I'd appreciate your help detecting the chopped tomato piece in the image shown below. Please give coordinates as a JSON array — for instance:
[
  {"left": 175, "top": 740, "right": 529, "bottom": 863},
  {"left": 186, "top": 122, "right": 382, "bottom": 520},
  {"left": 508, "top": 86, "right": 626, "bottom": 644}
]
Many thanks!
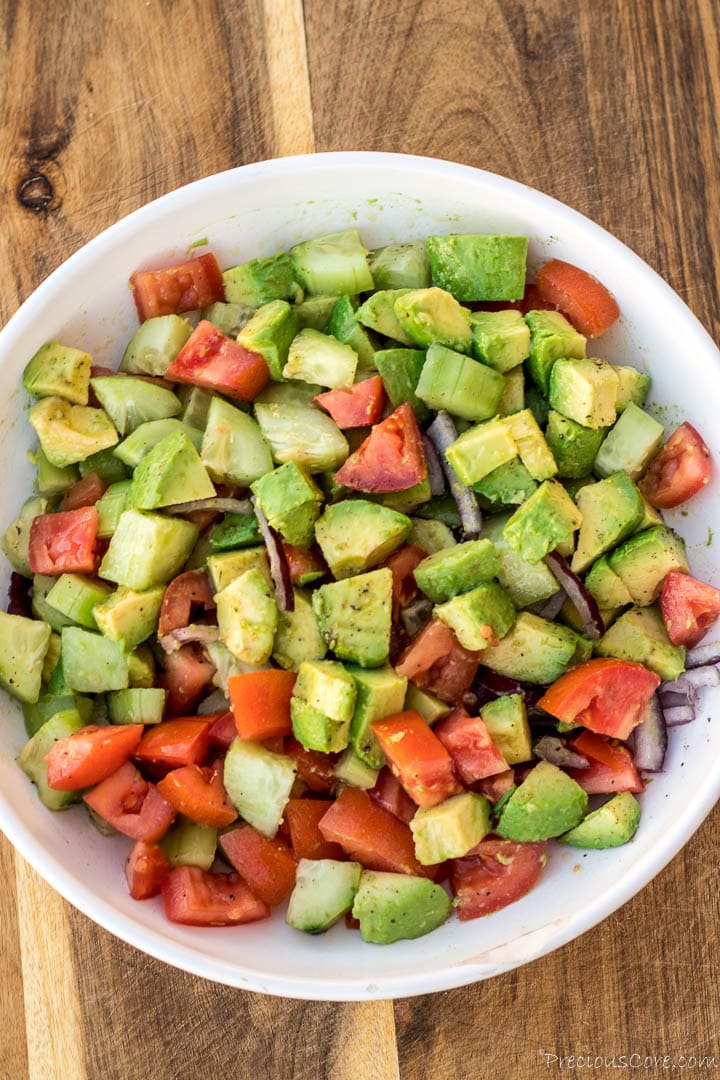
[
  {"left": 28, "top": 506, "right": 99, "bottom": 576},
  {"left": 285, "top": 737, "right": 337, "bottom": 792},
  {"left": 159, "top": 644, "right": 215, "bottom": 716},
  {"left": 450, "top": 838, "right": 547, "bottom": 919},
  {"left": 125, "top": 840, "right": 170, "bottom": 900},
  {"left": 134, "top": 718, "right": 212, "bottom": 774},
  {"left": 166, "top": 320, "right": 269, "bottom": 402},
  {"left": 284, "top": 798, "right": 344, "bottom": 860},
  {"left": 568, "top": 748, "right": 643, "bottom": 795},
  {"left": 61, "top": 473, "right": 107, "bottom": 511},
  {"left": 157, "top": 570, "right": 215, "bottom": 637},
  {"left": 572, "top": 730, "right": 631, "bottom": 771},
  {"left": 471, "top": 283, "right": 557, "bottom": 316},
  {"left": 475, "top": 768, "right": 515, "bottom": 803},
  {"left": 46, "top": 724, "right": 144, "bottom": 791},
  {"left": 371, "top": 710, "right": 462, "bottom": 808},
  {"left": 228, "top": 669, "right": 296, "bottom": 741},
  {"left": 220, "top": 825, "right": 297, "bottom": 907},
  {"left": 156, "top": 762, "right": 237, "bottom": 827},
  {"left": 384, "top": 543, "right": 426, "bottom": 618},
  {"left": 130, "top": 252, "right": 224, "bottom": 321},
  {"left": 283, "top": 543, "right": 328, "bottom": 585},
  {"left": 537, "top": 658, "right": 660, "bottom": 741},
  {"left": 368, "top": 767, "right": 417, "bottom": 824},
  {"left": 535, "top": 258, "right": 620, "bottom": 337},
  {"left": 660, "top": 570, "right": 720, "bottom": 647},
  {"left": 435, "top": 707, "right": 509, "bottom": 784},
  {"left": 318, "top": 787, "right": 428, "bottom": 875},
  {"left": 207, "top": 710, "right": 237, "bottom": 750},
  {"left": 161, "top": 865, "right": 270, "bottom": 926},
  {"left": 333, "top": 402, "right": 427, "bottom": 493},
  {"left": 639, "top": 423, "right": 712, "bottom": 509},
  {"left": 83, "top": 761, "right": 176, "bottom": 841},
  {"left": 314, "top": 375, "right": 387, "bottom": 429},
  {"left": 395, "top": 619, "right": 481, "bottom": 704}
]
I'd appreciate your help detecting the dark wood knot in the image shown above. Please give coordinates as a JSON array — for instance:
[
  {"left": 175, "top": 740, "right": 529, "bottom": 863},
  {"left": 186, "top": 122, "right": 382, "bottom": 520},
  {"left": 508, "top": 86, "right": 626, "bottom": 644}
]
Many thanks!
[{"left": 16, "top": 171, "right": 56, "bottom": 212}]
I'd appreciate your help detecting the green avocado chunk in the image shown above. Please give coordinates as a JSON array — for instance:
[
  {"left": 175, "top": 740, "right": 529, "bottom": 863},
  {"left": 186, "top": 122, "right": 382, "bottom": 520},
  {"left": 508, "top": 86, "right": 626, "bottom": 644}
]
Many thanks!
[
  {"left": 374, "top": 348, "right": 430, "bottom": 422},
  {"left": 558, "top": 792, "right": 641, "bottom": 848},
  {"left": 411, "top": 792, "right": 491, "bottom": 865},
  {"left": 608, "top": 525, "right": 689, "bottom": 605},
  {"left": 545, "top": 410, "right": 607, "bottom": 479},
  {"left": 480, "top": 694, "right": 532, "bottom": 765},
  {"left": 496, "top": 760, "right": 588, "bottom": 841},
  {"left": 481, "top": 612, "right": 591, "bottom": 684},
  {"left": 394, "top": 288, "right": 472, "bottom": 353},
  {"left": 426, "top": 234, "right": 528, "bottom": 301},
  {"left": 473, "top": 458, "right": 537, "bottom": 507},
  {"left": 29, "top": 397, "right": 119, "bottom": 467},
  {"left": 273, "top": 589, "right": 327, "bottom": 671},
  {"left": 525, "top": 309, "right": 587, "bottom": 395},
  {"left": 584, "top": 556, "right": 634, "bottom": 609},
  {"left": 312, "top": 568, "right": 393, "bottom": 668},
  {"left": 222, "top": 251, "right": 301, "bottom": 308},
  {"left": 480, "top": 512, "right": 560, "bottom": 608},
  {"left": 356, "top": 289, "right": 413, "bottom": 345},
  {"left": 113, "top": 418, "right": 201, "bottom": 469},
  {"left": 215, "top": 568, "right": 277, "bottom": 665},
  {"left": 325, "top": 296, "right": 377, "bottom": 369},
  {"left": 352, "top": 871, "right": 452, "bottom": 944},
  {"left": 596, "top": 605, "right": 686, "bottom": 681},
  {"left": 445, "top": 418, "right": 518, "bottom": 486},
  {"left": 291, "top": 660, "right": 357, "bottom": 752},
  {"left": 471, "top": 309, "right": 531, "bottom": 372},
  {"left": 416, "top": 343, "right": 506, "bottom": 422},
  {"left": 571, "top": 471, "right": 645, "bottom": 575},
  {"left": 548, "top": 358, "right": 619, "bottom": 431},
  {"left": 23, "top": 342, "right": 92, "bottom": 404},
  {"left": 314, "top": 499, "right": 411, "bottom": 579},
  {"left": 0, "top": 612, "right": 51, "bottom": 703},
  {"left": 348, "top": 665, "right": 407, "bottom": 768},
  {"left": 368, "top": 242, "right": 431, "bottom": 290},
  {"left": 236, "top": 299, "right": 299, "bottom": 382},
  {"left": 294, "top": 295, "right": 339, "bottom": 331},
  {"left": 435, "top": 581, "right": 516, "bottom": 651},
  {"left": 613, "top": 366, "right": 651, "bottom": 413},
  {"left": 414, "top": 539, "right": 500, "bottom": 603},
  {"left": 93, "top": 585, "right": 165, "bottom": 651},
  {"left": 503, "top": 480, "right": 583, "bottom": 563},
  {"left": 126, "top": 430, "right": 215, "bottom": 511},
  {"left": 251, "top": 462, "right": 323, "bottom": 547},
  {"left": 99, "top": 510, "right": 199, "bottom": 590}
]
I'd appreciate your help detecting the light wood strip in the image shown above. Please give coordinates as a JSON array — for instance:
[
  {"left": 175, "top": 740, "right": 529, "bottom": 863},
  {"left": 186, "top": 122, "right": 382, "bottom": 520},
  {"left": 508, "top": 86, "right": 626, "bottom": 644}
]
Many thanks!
[
  {"left": 0, "top": 835, "right": 30, "bottom": 1080},
  {"left": 262, "top": 0, "right": 316, "bottom": 156}
]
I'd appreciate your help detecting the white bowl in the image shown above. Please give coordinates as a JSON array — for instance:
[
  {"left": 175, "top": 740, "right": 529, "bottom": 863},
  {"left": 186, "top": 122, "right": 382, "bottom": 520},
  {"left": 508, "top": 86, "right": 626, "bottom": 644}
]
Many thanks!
[{"left": 1, "top": 152, "right": 719, "bottom": 1000}]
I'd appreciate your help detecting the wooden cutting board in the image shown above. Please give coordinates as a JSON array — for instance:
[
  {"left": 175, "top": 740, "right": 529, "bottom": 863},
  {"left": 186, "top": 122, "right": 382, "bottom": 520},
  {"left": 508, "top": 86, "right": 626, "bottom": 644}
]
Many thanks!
[{"left": 1, "top": 2, "right": 719, "bottom": 1077}]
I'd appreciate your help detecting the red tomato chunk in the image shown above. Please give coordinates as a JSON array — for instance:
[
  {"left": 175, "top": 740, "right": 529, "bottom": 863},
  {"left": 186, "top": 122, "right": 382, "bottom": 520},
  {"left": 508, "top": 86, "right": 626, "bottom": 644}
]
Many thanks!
[
  {"left": 435, "top": 708, "right": 509, "bottom": 785},
  {"left": 84, "top": 762, "right": 176, "bottom": 842},
  {"left": 157, "top": 570, "right": 215, "bottom": 637},
  {"left": 284, "top": 798, "right": 344, "bottom": 861},
  {"left": 134, "top": 718, "right": 212, "bottom": 774},
  {"left": 371, "top": 710, "right": 461, "bottom": 809},
  {"left": 537, "top": 658, "right": 659, "bottom": 742},
  {"left": 46, "top": 724, "right": 144, "bottom": 791},
  {"left": 130, "top": 252, "right": 225, "bottom": 321},
  {"left": 28, "top": 506, "right": 99, "bottom": 576},
  {"left": 318, "top": 787, "right": 428, "bottom": 876},
  {"left": 161, "top": 866, "right": 270, "bottom": 927},
  {"left": 640, "top": 423, "right": 711, "bottom": 510},
  {"left": 334, "top": 403, "right": 427, "bottom": 493},
  {"left": 395, "top": 619, "right": 480, "bottom": 705},
  {"left": 451, "top": 839, "right": 547, "bottom": 920},
  {"left": 314, "top": 375, "right": 386, "bottom": 428},
  {"left": 166, "top": 320, "right": 269, "bottom": 402},
  {"left": 157, "top": 762, "right": 237, "bottom": 828},
  {"left": 220, "top": 825, "right": 297, "bottom": 907},
  {"left": 661, "top": 570, "right": 720, "bottom": 647},
  {"left": 535, "top": 258, "right": 620, "bottom": 338},
  {"left": 125, "top": 840, "right": 170, "bottom": 900}
]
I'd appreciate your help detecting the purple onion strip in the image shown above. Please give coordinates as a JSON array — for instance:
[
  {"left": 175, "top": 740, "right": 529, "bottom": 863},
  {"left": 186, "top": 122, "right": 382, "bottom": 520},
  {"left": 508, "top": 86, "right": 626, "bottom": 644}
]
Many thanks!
[
  {"left": 251, "top": 497, "right": 294, "bottom": 613},
  {"left": 631, "top": 694, "right": 668, "bottom": 772},
  {"left": 528, "top": 589, "right": 566, "bottom": 621},
  {"left": 400, "top": 595, "right": 433, "bottom": 638},
  {"left": 166, "top": 497, "right": 253, "bottom": 515},
  {"left": 533, "top": 735, "right": 590, "bottom": 769},
  {"left": 661, "top": 665, "right": 720, "bottom": 695},
  {"left": 159, "top": 625, "right": 220, "bottom": 654},
  {"left": 426, "top": 411, "right": 482, "bottom": 539},
  {"left": 544, "top": 551, "right": 604, "bottom": 640},
  {"left": 663, "top": 705, "right": 696, "bottom": 726},
  {"left": 420, "top": 433, "right": 446, "bottom": 497},
  {"left": 685, "top": 642, "right": 720, "bottom": 669},
  {"left": 659, "top": 690, "right": 692, "bottom": 708}
]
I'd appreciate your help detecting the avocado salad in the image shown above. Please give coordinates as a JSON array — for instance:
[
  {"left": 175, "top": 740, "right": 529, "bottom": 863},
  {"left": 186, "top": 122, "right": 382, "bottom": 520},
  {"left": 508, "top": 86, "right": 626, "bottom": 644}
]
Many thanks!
[{"left": 2, "top": 226, "right": 718, "bottom": 943}]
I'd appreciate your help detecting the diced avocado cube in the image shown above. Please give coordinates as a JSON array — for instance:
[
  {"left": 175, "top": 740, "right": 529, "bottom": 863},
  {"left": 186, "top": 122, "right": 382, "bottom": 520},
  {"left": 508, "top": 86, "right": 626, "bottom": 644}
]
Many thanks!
[
  {"left": 571, "top": 472, "right": 645, "bottom": 574},
  {"left": 126, "top": 430, "right": 215, "bottom": 510},
  {"left": 481, "top": 512, "right": 561, "bottom": 608},
  {"left": 356, "top": 289, "right": 413, "bottom": 345},
  {"left": 497, "top": 760, "right": 588, "bottom": 840},
  {"left": 222, "top": 251, "right": 301, "bottom": 308},
  {"left": 480, "top": 693, "right": 532, "bottom": 765},
  {"left": 312, "top": 568, "right": 393, "bottom": 668},
  {"left": 294, "top": 294, "right": 339, "bottom": 331},
  {"left": 121, "top": 315, "right": 193, "bottom": 376},
  {"left": 435, "top": 581, "right": 516, "bottom": 651},
  {"left": 161, "top": 819, "right": 217, "bottom": 871},
  {"left": 326, "top": 295, "right": 377, "bottom": 369},
  {"left": 283, "top": 328, "right": 358, "bottom": 389},
  {"left": 545, "top": 410, "right": 607, "bottom": 479},
  {"left": 525, "top": 383, "right": 550, "bottom": 429},
  {"left": 0, "top": 612, "right": 51, "bottom": 703},
  {"left": 34, "top": 448, "right": 80, "bottom": 496},
  {"left": 445, "top": 418, "right": 518, "bottom": 486},
  {"left": 90, "top": 376, "right": 181, "bottom": 436},
  {"left": 352, "top": 871, "right": 452, "bottom": 944},
  {"left": 23, "top": 342, "right": 92, "bottom": 405},
  {"left": 273, "top": 588, "right": 327, "bottom": 671},
  {"left": 128, "top": 643, "right": 156, "bottom": 689},
  {"left": 416, "top": 343, "right": 506, "bottom": 422},
  {"left": 209, "top": 512, "right": 261, "bottom": 552},
  {"left": 100, "top": 510, "right": 198, "bottom": 590},
  {"left": 61, "top": 626, "right": 129, "bottom": 692},
  {"left": 41, "top": 633, "right": 62, "bottom": 686},
  {"left": 287, "top": 858, "right": 362, "bottom": 933},
  {"left": 481, "top": 611, "right": 591, "bottom": 684},
  {"left": 207, "top": 547, "right": 270, "bottom": 593},
  {"left": 413, "top": 496, "right": 462, "bottom": 530},
  {"left": 374, "top": 348, "right": 430, "bottom": 422},
  {"left": 408, "top": 518, "right": 457, "bottom": 555},
  {"left": 411, "top": 791, "right": 491, "bottom": 865},
  {"left": 290, "top": 228, "right": 373, "bottom": 296},
  {"left": 29, "top": 397, "right": 119, "bottom": 468},
  {"left": 525, "top": 309, "right": 587, "bottom": 395},
  {"left": 223, "top": 737, "right": 296, "bottom": 838},
  {"left": 236, "top": 299, "right": 299, "bottom": 382},
  {"left": 294, "top": 659, "right": 356, "bottom": 726},
  {"left": 593, "top": 403, "right": 664, "bottom": 480},
  {"left": 473, "top": 458, "right": 537, "bottom": 506},
  {"left": 585, "top": 555, "right": 634, "bottom": 609},
  {"left": 376, "top": 474, "right": 432, "bottom": 515},
  {"left": 201, "top": 397, "right": 273, "bottom": 487},
  {"left": 291, "top": 698, "right": 348, "bottom": 753},
  {"left": 394, "top": 287, "right": 472, "bottom": 353},
  {"left": 333, "top": 747, "right": 380, "bottom": 789},
  {"left": 558, "top": 792, "right": 641, "bottom": 849},
  {"left": 32, "top": 576, "right": 76, "bottom": 633},
  {"left": 426, "top": 234, "right": 527, "bottom": 301},
  {"left": 113, "top": 418, "right": 201, "bottom": 469},
  {"left": 179, "top": 385, "right": 216, "bottom": 430},
  {"left": 93, "top": 585, "right": 165, "bottom": 650},
  {"left": 348, "top": 664, "right": 407, "bottom": 768},
  {"left": 2, "top": 495, "right": 49, "bottom": 576},
  {"left": 254, "top": 402, "right": 349, "bottom": 472},
  {"left": 503, "top": 480, "right": 582, "bottom": 563},
  {"left": 368, "top": 242, "right": 431, "bottom": 290},
  {"left": 251, "top": 462, "right": 323, "bottom": 547},
  {"left": 80, "top": 448, "right": 127, "bottom": 484},
  {"left": 200, "top": 301, "right": 254, "bottom": 337},
  {"left": 314, "top": 499, "right": 411, "bottom": 579},
  {"left": 608, "top": 525, "right": 689, "bottom": 605},
  {"left": 216, "top": 568, "right": 277, "bottom": 665},
  {"left": 414, "top": 539, "right": 499, "bottom": 603},
  {"left": 96, "top": 480, "right": 131, "bottom": 539},
  {"left": 107, "top": 687, "right": 166, "bottom": 724},
  {"left": 596, "top": 605, "right": 686, "bottom": 681},
  {"left": 613, "top": 366, "right": 651, "bottom": 413},
  {"left": 404, "top": 683, "right": 451, "bottom": 725},
  {"left": 501, "top": 409, "right": 557, "bottom": 481},
  {"left": 471, "top": 310, "right": 530, "bottom": 372},
  {"left": 548, "top": 358, "right": 619, "bottom": 430},
  {"left": 635, "top": 496, "right": 663, "bottom": 533},
  {"left": 17, "top": 708, "right": 85, "bottom": 810},
  {"left": 497, "top": 365, "right": 525, "bottom": 417},
  {"left": 45, "top": 574, "right": 112, "bottom": 630}
]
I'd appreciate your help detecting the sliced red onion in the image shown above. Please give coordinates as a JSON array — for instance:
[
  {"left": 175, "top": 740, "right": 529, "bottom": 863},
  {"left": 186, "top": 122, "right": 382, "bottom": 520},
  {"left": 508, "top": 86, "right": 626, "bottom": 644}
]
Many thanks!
[
  {"left": 420, "top": 433, "right": 446, "bottom": 497},
  {"left": 663, "top": 704, "right": 696, "bottom": 726},
  {"left": 544, "top": 551, "right": 604, "bottom": 640},
  {"left": 400, "top": 595, "right": 433, "bottom": 638},
  {"left": 198, "top": 688, "right": 231, "bottom": 715},
  {"left": 8, "top": 572, "right": 32, "bottom": 617},
  {"left": 251, "top": 497, "right": 294, "bottom": 613},
  {"left": 533, "top": 735, "right": 589, "bottom": 769},
  {"left": 685, "top": 642, "right": 720, "bottom": 669},
  {"left": 426, "top": 411, "right": 482, "bottom": 539},
  {"left": 631, "top": 694, "right": 667, "bottom": 771},
  {"left": 159, "top": 624, "right": 220, "bottom": 653},
  {"left": 474, "top": 668, "right": 544, "bottom": 706},
  {"left": 659, "top": 690, "right": 692, "bottom": 708},
  {"left": 661, "top": 665, "right": 720, "bottom": 694},
  {"left": 166, "top": 497, "right": 253, "bottom": 516},
  {"left": 528, "top": 589, "right": 566, "bottom": 621}
]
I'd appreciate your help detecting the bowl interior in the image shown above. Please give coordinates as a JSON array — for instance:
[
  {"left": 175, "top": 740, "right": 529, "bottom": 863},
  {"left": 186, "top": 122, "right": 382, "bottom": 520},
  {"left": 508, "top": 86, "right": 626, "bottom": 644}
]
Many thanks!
[{"left": 1, "top": 153, "right": 719, "bottom": 999}]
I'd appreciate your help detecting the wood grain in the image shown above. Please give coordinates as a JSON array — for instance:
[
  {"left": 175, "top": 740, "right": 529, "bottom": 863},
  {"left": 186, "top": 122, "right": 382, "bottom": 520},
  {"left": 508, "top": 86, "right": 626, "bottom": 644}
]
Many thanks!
[{"left": 1, "top": 1, "right": 719, "bottom": 1078}]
